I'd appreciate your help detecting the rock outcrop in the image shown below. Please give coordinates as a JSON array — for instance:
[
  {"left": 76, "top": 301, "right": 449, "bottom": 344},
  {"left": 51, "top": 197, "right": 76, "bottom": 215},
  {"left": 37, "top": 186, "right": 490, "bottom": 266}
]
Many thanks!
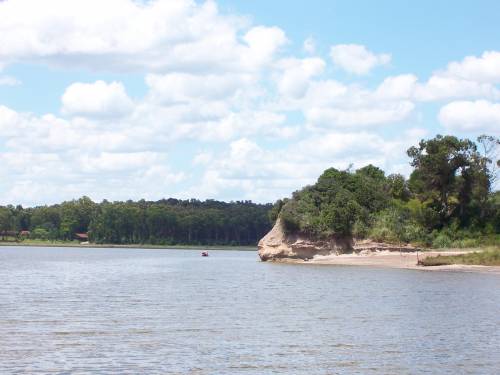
[
  {"left": 258, "top": 218, "right": 353, "bottom": 261},
  {"left": 258, "top": 219, "right": 421, "bottom": 261}
]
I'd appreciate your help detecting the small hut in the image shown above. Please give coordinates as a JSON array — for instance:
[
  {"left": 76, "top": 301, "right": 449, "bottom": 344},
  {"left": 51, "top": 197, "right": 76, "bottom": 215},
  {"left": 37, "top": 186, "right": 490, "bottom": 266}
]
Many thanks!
[{"left": 75, "top": 233, "right": 89, "bottom": 242}]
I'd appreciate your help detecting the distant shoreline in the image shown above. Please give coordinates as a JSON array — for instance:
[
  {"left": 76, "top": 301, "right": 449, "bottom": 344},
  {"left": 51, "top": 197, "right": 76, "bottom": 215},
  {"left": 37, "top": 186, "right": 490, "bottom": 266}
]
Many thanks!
[{"left": 0, "top": 241, "right": 257, "bottom": 251}]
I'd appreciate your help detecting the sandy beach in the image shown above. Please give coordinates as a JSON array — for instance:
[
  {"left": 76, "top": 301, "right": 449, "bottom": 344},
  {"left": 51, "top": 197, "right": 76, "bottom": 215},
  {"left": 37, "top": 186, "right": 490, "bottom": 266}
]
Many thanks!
[{"left": 283, "top": 250, "right": 500, "bottom": 274}]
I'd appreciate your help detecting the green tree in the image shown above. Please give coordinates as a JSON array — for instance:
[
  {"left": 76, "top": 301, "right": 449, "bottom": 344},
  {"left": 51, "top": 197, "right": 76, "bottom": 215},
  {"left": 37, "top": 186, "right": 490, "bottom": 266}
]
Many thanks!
[
  {"left": 0, "top": 207, "right": 14, "bottom": 238},
  {"left": 387, "top": 173, "right": 410, "bottom": 201},
  {"left": 407, "top": 135, "right": 490, "bottom": 227}
]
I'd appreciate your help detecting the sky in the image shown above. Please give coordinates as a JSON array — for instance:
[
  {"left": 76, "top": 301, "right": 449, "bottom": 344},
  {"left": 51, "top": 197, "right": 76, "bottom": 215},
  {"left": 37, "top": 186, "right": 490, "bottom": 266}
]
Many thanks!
[{"left": 0, "top": 0, "right": 499, "bottom": 207}]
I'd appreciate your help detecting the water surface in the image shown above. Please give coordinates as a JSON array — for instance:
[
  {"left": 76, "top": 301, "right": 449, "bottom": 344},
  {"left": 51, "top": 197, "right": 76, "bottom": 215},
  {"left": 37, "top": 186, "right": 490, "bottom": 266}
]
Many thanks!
[{"left": 1, "top": 246, "right": 499, "bottom": 374}]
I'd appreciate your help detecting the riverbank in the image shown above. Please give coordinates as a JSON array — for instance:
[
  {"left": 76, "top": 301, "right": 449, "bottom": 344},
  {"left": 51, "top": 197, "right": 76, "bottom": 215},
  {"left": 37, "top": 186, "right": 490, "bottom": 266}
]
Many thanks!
[
  {"left": 0, "top": 241, "right": 256, "bottom": 251},
  {"left": 419, "top": 247, "right": 500, "bottom": 266},
  {"left": 278, "top": 249, "right": 500, "bottom": 274}
]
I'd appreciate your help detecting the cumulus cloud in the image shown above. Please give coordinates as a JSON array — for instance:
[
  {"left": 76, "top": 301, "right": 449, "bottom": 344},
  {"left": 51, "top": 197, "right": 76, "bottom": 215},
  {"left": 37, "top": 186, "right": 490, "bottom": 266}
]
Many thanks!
[
  {"left": 445, "top": 51, "right": 500, "bottom": 84},
  {"left": 330, "top": 44, "right": 391, "bottom": 75},
  {"left": 61, "top": 81, "right": 133, "bottom": 118},
  {"left": 375, "top": 74, "right": 417, "bottom": 100},
  {"left": 242, "top": 26, "right": 287, "bottom": 68},
  {"left": 303, "top": 37, "right": 316, "bottom": 54},
  {"left": 369, "top": 51, "right": 500, "bottom": 103},
  {"left": 2, "top": 0, "right": 500, "bottom": 206},
  {"left": 438, "top": 100, "right": 500, "bottom": 132},
  {"left": 145, "top": 72, "right": 253, "bottom": 104},
  {"left": 0, "top": 0, "right": 286, "bottom": 73},
  {"left": 0, "top": 105, "right": 21, "bottom": 135},
  {"left": 0, "top": 104, "right": 186, "bottom": 205},
  {"left": 184, "top": 130, "right": 422, "bottom": 202},
  {"left": 306, "top": 101, "right": 415, "bottom": 128},
  {"left": 408, "top": 51, "right": 500, "bottom": 102},
  {"left": 273, "top": 76, "right": 415, "bottom": 129},
  {"left": 276, "top": 57, "right": 325, "bottom": 98},
  {"left": 415, "top": 75, "right": 500, "bottom": 102}
]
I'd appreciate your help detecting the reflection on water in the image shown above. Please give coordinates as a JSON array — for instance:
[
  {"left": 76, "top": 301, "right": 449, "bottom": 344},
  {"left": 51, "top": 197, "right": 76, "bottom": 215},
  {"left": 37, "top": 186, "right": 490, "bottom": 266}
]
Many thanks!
[{"left": 1, "top": 246, "right": 499, "bottom": 374}]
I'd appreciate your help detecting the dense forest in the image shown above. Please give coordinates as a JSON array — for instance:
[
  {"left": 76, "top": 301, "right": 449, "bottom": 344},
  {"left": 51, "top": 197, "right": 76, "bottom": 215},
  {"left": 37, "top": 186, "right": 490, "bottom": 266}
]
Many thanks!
[
  {"left": 274, "top": 135, "right": 500, "bottom": 248},
  {"left": 0, "top": 198, "right": 272, "bottom": 246}
]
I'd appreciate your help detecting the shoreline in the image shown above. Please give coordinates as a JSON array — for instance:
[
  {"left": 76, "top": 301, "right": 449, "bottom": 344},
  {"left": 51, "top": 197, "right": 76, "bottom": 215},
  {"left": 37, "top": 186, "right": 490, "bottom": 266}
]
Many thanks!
[
  {"left": 3, "top": 242, "right": 499, "bottom": 273},
  {"left": 273, "top": 250, "right": 500, "bottom": 274},
  {"left": 0, "top": 241, "right": 257, "bottom": 251}
]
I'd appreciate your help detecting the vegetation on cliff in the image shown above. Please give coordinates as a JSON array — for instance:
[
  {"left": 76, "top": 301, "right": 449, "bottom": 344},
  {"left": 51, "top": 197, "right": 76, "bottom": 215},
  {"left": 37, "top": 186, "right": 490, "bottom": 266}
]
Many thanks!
[{"left": 272, "top": 134, "right": 500, "bottom": 248}]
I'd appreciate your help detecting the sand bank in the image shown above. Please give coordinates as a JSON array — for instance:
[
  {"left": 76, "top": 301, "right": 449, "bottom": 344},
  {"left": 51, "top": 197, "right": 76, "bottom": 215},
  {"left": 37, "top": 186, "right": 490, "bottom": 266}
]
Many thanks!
[{"left": 279, "top": 250, "right": 500, "bottom": 274}]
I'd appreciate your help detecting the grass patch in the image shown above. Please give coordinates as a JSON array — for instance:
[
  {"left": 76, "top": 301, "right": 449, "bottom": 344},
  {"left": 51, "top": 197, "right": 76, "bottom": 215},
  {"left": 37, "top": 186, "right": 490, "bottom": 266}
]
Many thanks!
[{"left": 419, "top": 247, "right": 500, "bottom": 266}]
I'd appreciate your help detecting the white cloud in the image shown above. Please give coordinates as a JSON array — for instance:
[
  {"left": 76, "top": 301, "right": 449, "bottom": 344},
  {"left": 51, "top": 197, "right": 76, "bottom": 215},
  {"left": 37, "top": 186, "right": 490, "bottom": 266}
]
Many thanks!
[
  {"left": 415, "top": 75, "right": 500, "bottom": 101},
  {"left": 306, "top": 101, "right": 414, "bottom": 128},
  {"left": 438, "top": 100, "right": 500, "bottom": 132},
  {"left": 183, "top": 129, "right": 422, "bottom": 202},
  {"left": 330, "top": 44, "right": 391, "bottom": 75},
  {"left": 145, "top": 72, "right": 253, "bottom": 104},
  {"left": 375, "top": 74, "right": 417, "bottom": 100},
  {"left": 0, "top": 105, "right": 22, "bottom": 135},
  {"left": 61, "top": 80, "right": 133, "bottom": 118},
  {"left": 445, "top": 51, "right": 500, "bottom": 84},
  {"left": 0, "top": 104, "right": 187, "bottom": 205},
  {"left": 78, "top": 152, "right": 163, "bottom": 173},
  {"left": 370, "top": 53, "right": 500, "bottom": 103},
  {"left": 276, "top": 57, "right": 325, "bottom": 98},
  {"left": 242, "top": 26, "right": 287, "bottom": 68},
  {"left": 3, "top": 1, "right": 500, "bottom": 206},
  {"left": 0, "top": 75, "right": 20, "bottom": 86},
  {"left": 408, "top": 51, "right": 500, "bottom": 102},
  {"left": 303, "top": 37, "right": 316, "bottom": 54},
  {"left": 0, "top": 0, "right": 286, "bottom": 73}
]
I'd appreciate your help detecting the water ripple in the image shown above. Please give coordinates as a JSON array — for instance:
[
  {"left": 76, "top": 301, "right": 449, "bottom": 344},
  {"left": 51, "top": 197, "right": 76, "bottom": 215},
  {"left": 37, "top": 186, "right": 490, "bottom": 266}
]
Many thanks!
[{"left": 1, "top": 246, "right": 499, "bottom": 374}]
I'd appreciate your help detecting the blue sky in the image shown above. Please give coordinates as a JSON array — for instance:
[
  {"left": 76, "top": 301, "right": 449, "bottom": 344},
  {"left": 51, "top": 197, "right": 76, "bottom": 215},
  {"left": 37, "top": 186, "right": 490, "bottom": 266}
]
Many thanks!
[{"left": 0, "top": 0, "right": 499, "bottom": 206}]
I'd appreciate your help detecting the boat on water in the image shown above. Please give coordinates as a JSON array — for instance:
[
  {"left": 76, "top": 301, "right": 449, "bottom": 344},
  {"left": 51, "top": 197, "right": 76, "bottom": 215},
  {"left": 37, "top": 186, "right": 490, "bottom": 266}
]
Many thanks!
[{"left": 201, "top": 251, "right": 209, "bottom": 257}]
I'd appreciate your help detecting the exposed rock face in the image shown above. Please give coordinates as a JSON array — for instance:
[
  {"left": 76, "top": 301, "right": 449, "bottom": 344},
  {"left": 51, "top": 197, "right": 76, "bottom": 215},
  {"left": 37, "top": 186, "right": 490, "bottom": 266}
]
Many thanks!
[
  {"left": 258, "top": 219, "right": 421, "bottom": 261},
  {"left": 353, "top": 239, "right": 420, "bottom": 254},
  {"left": 258, "top": 218, "right": 353, "bottom": 261}
]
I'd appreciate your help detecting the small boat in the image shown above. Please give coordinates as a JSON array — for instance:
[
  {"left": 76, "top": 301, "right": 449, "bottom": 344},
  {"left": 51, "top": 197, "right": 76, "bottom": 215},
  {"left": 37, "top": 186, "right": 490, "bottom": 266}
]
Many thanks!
[{"left": 201, "top": 251, "right": 209, "bottom": 257}]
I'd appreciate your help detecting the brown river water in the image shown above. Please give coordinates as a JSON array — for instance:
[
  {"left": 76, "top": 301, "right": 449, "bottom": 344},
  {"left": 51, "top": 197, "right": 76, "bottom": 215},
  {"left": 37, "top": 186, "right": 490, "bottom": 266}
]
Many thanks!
[{"left": 1, "top": 246, "right": 499, "bottom": 374}]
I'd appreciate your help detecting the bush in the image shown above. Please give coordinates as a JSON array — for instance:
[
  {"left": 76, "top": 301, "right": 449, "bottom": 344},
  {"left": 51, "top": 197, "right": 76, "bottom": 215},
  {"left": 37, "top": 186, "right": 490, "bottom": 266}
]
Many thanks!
[
  {"left": 450, "top": 238, "right": 480, "bottom": 248},
  {"left": 370, "top": 225, "right": 398, "bottom": 243},
  {"left": 364, "top": 201, "right": 431, "bottom": 244},
  {"left": 32, "top": 227, "right": 50, "bottom": 240},
  {"left": 352, "top": 219, "right": 370, "bottom": 239},
  {"left": 432, "top": 232, "right": 453, "bottom": 248}
]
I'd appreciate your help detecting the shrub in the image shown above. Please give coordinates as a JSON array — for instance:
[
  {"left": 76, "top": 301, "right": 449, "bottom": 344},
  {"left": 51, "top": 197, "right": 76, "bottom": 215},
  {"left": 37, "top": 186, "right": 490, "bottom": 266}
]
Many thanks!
[
  {"left": 352, "top": 219, "right": 370, "bottom": 239},
  {"left": 432, "top": 232, "right": 453, "bottom": 248},
  {"left": 32, "top": 227, "right": 50, "bottom": 240}
]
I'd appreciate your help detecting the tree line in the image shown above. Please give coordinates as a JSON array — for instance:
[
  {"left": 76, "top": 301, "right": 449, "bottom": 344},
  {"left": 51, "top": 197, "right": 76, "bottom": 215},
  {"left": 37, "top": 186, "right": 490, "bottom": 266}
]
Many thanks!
[
  {"left": 275, "top": 134, "right": 500, "bottom": 248},
  {"left": 1, "top": 134, "right": 498, "bottom": 248},
  {"left": 0, "top": 198, "right": 273, "bottom": 246}
]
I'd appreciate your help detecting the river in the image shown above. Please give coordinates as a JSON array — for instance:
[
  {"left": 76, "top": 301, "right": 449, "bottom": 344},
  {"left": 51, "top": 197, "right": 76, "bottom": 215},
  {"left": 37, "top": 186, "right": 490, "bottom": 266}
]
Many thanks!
[{"left": 1, "top": 246, "right": 499, "bottom": 374}]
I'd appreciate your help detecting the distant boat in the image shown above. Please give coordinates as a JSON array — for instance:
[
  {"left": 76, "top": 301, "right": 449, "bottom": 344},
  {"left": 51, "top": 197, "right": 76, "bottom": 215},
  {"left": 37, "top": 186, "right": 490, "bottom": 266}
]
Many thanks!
[{"left": 201, "top": 251, "right": 209, "bottom": 257}]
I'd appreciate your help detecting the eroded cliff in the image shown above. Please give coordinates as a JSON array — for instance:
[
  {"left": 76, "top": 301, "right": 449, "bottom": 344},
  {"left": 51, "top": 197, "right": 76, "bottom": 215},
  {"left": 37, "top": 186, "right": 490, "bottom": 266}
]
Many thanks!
[
  {"left": 258, "top": 218, "right": 353, "bottom": 261},
  {"left": 258, "top": 218, "right": 420, "bottom": 261}
]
